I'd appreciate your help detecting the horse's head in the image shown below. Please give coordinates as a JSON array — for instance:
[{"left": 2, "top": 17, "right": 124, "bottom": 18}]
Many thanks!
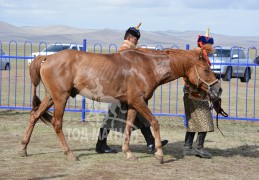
[{"left": 186, "top": 45, "right": 222, "bottom": 101}]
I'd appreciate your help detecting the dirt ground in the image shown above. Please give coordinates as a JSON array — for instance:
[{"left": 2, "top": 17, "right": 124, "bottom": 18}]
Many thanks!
[{"left": 0, "top": 110, "right": 258, "bottom": 180}]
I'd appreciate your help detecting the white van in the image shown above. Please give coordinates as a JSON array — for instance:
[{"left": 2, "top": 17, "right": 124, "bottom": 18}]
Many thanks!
[{"left": 29, "top": 43, "right": 83, "bottom": 65}]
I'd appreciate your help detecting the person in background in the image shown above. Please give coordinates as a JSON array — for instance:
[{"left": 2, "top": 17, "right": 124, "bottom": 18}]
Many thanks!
[
  {"left": 95, "top": 23, "right": 168, "bottom": 154},
  {"left": 183, "top": 28, "right": 215, "bottom": 158}
]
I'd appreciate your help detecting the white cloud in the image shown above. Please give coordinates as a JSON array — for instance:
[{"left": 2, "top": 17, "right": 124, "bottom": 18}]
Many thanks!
[
  {"left": 0, "top": 0, "right": 258, "bottom": 36},
  {"left": 180, "top": 0, "right": 259, "bottom": 9}
]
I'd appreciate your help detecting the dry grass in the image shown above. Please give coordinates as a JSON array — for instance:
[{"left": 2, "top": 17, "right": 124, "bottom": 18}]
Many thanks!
[{"left": 0, "top": 110, "right": 258, "bottom": 179}]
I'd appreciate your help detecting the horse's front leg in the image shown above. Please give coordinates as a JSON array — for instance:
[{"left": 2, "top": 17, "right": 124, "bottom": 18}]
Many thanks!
[
  {"left": 122, "top": 106, "right": 137, "bottom": 161},
  {"left": 133, "top": 100, "right": 163, "bottom": 164}
]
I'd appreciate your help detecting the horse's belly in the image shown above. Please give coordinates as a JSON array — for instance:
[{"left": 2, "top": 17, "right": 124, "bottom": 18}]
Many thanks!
[{"left": 78, "top": 88, "right": 120, "bottom": 103}]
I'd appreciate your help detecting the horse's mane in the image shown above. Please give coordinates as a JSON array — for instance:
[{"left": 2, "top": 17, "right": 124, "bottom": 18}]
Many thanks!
[
  {"left": 119, "top": 48, "right": 168, "bottom": 58},
  {"left": 119, "top": 44, "right": 213, "bottom": 56},
  {"left": 136, "top": 48, "right": 168, "bottom": 55},
  {"left": 117, "top": 44, "right": 214, "bottom": 65}
]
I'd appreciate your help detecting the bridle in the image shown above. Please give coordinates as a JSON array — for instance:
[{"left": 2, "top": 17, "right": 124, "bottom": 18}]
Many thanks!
[
  {"left": 194, "top": 66, "right": 219, "bottom": 96},
  {"left": 194, "top": 49, "right": 219, "bottom": 94}
]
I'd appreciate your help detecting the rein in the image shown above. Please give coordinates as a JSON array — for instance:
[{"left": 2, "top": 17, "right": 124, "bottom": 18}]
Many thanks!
[{"left": 210, "top": 98, "right": 228, "bottom": 137}]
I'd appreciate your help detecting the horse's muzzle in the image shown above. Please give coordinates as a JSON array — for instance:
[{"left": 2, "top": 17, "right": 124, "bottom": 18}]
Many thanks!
[{"left": 209, "top": 84, "right": 222, "bottom": 101}]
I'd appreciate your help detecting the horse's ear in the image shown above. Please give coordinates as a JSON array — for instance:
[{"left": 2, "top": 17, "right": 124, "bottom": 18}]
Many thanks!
[{"left": 202, "top": 44, "right": 214, "bottom": 54}]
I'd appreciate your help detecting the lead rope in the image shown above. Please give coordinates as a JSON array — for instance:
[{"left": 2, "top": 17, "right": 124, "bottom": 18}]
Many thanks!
[
  {"left": 216, "top": 104, "right": 225, "bottom": 137},
  {"left": 212, "top": 98, "right": 228, "bottom": 137}
]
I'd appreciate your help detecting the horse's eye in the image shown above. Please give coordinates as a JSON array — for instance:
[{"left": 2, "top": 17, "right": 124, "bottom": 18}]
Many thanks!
[{"left": 204, "top": 67, "right": 210, "bottom": 74}]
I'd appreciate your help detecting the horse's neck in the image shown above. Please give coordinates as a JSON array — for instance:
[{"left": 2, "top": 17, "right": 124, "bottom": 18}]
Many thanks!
[
  {"left": 154, "top": 57, "right": 187, "bottom": 85},
  {"left": 123, "top": 50, "right": 188, "bottom": 85}
]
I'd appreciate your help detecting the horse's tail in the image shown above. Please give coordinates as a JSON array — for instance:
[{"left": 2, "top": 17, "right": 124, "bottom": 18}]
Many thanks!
[
  {"left": 30, "top": 55, "right": 45, "bottom": 110},
  {"left": 29, "top": 56, "right": 52, "bottom": 125},
  {"left": 30, "top": 55, "right": 45, "bottom": 88}
]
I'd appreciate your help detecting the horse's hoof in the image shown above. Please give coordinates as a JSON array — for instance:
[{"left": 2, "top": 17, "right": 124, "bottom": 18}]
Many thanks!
[
  {"left": 127, "top": 155, "right": 138, "bottom": 161},
  {"left": 67, "top": 153, "right": 78, "bottom": 161},
  {"left": 155, "top": 153, "right": 164, "bottom": 164},
  {"left": 18, "top": 149, "right": 28, "bottom": 157}
]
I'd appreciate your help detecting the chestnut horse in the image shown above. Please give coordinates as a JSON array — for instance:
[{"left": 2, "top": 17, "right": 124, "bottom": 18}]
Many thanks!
[{"left": 18, "top": 44, "right": 222, "bottom": 164}]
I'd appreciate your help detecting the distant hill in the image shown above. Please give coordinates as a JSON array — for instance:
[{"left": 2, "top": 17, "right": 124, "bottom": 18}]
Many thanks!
[{"left": 0, "top": 21, "right": 258, "bottom": 49}]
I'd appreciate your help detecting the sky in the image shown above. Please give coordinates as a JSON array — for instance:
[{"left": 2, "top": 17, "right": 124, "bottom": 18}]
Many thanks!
[{"left": 0, "top": 0, "right": 259, "bottom": 36}]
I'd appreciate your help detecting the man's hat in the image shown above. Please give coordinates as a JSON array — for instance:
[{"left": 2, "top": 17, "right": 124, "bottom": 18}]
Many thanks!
[
  {"left": 207, "top": 37, "right": 214, "bottom": 44},
  {"left": 198, "top": 35, "right": 207, "bottom": 44},
  {"left": 205, "top": 27, "right": 210, "bottom": 37},
  {"left": 197, "top": 27, "right": 214, "bottom": 45},
  {"left": 126, "top": 22, "right": 141, "bottom": 39}
]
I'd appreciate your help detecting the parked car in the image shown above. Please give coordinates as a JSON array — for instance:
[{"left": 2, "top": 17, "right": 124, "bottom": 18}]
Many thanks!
[
  {"left": 0, "top": 49, "right": 10, "bottom": 70},
  {"left": 29, "top": 43, "right": 84, "bottom": 65},
  {"left": 254, "top": 56, "right": 259, "bottom": 64},
  {"left": 140, "top": 45, "right": 163, "bottom": 50},
  {"left": 209, "top": 47, "right": 253, "bottom": 82}
]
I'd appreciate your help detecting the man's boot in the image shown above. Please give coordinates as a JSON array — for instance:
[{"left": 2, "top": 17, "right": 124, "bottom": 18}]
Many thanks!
[
  {"left": 140, "top": 127, "right": 168, "bottom": 154},
  {"left": 196, "top": 132, "right": 212, "bottom": 158},
  {"left": 95, "top": 128, "right": 117, "bottom": 153},
  {"left": 183, "top": 131, "right": 197, "bottom": 156}
]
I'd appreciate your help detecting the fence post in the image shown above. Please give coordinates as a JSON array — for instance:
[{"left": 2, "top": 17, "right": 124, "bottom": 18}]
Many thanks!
[
  {"left": 183, "top": 44, "right": 190, "bottom": 127},
  {"left": 81, "top": 39, "right": 87, "bottom": 122},
  {"left": 186, "top": 44, "right": 190, "bottom": 50}
]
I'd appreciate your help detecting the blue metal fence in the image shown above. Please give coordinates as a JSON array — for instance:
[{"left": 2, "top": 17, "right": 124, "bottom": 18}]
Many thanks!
[{"left": 0, "top": 39, "right": 258, "bottom": 122}]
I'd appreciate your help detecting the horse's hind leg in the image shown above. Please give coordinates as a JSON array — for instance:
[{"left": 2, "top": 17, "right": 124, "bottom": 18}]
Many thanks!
[
  {"left": 18, "top": 95, "right": 53, "bottom": 157},
  {"left": 51, "top": 98, "right": 77, "bottom": 161}
]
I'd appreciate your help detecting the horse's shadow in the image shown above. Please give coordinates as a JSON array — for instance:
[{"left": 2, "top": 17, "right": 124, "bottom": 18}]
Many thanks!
[
  {"left": 0, "top": 110, "right": 29, "bottom": 115},
  {"left": 207, "top": 144, "right": 259, "bottom": 158},
  {"left": 163, "top": 141, "right": 259, "bottom": 159},
  {"left": 74, "top": 141, "right": 259, "bottom": 161},
  {"left": 25, "top": 141, "right": 258, "bottom": 161}
]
